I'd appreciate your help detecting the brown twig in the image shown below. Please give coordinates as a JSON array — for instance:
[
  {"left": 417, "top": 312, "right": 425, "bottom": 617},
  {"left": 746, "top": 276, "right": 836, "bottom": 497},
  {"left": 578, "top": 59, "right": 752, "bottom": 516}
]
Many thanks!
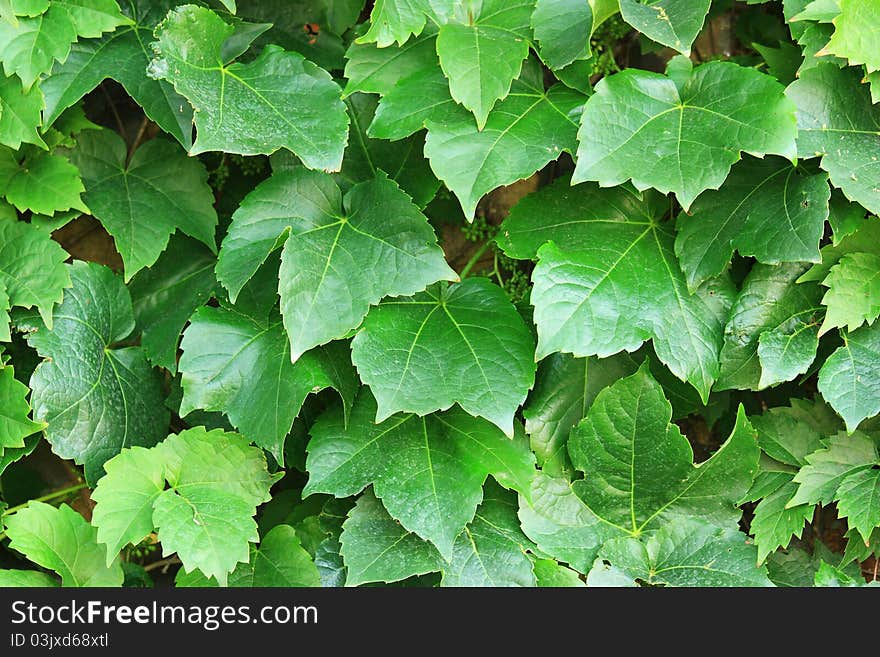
[
  {"left": 100, "top": 83, "right": 128, "bottom": 141},
  {"left": 127, "top": 116, "right": 151, "bottom": 167}
]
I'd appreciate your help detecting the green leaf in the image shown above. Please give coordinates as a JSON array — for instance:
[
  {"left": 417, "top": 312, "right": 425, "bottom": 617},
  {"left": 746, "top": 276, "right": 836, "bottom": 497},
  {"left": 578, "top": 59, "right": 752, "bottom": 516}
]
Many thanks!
[
  {"left": 750, "top": 481, "right": 813, "bottom": 563},
  {"left": 0, "top": 365, "right": 44, "bottom": 451},
  {"left": 3, "top": 502, "right": 123, "bottom": 586},
  {"left": 305, "top": 390, "right": 535, "bottom": 556},
  {"left": 569, "top": 366, "right": 760, "bottom": 534},
  {"left": 531, "top": 0, "right": 592, "bottom": 70},
  {"left": 0, "top": 6, "right": 77, "bottom": 88},
  {"left": 751, "top": 399, "right": 838, "bottom": 467},
  {"left": 216, "top": 168, "right": 455, "bottom": 362},
  {"left": 717, "top": 263, "right": 823, "bottom": 391},
  {"left": 424, "top": 60, "right": 585, "bottom": 218},
  {"left": 523, "top": 352, "right": 639, "bottom": 476},
  {"left": 359, "top": 0, "right": 439, "bottom": 47},
  {"left": 339, "top": 93, "right": 440, "bottom": 208},
  {"left": 533, "top": 558, "right": 587, "bottom": 587},
  {"left": 818, "top": 324, "right": 880, "bottom": 430},
  {"left": 823, "top": 0, "right": 880, "bottom": 73},
  {"left": 836, "top": 468, "right": 880, "bottom": 543},
  {"left": 176, "top": 525, "right": 321, "bottom": 587},
  {"left": 178, "top": 303, "right": 358, "bottom": 464},
  {"left": 786, "top": 63, "right": 880, "bottom": 215},
  {"left": 814, "top": 561, "right": 879, "bottom": 586},
  {"left": 0, "top": 148, "right": 88, "bottom": 216},
  {"left": 519, "top": 473, "right": 618, "bottom": 573},
  {"left": 0, "top": 570, "right": 59, "bottom": 586},
  {"left": 573, "top": 61, "right": 798, "bottom": 210},
  {"left": 597, "top": 519, "right": 773, "bottom": 586},
  {"left": 21, "top": 262, "right": 169, "bottom": 484},
  {"left": 788, "top": 431, "right": 878, "bottom": 506},
  {"left": 436, "top": 0, "right": 533, "bottom": 128},
  {"left": 674, "top": 156, "right": 829, "bottom": 291},
  {"left": 90, "top": 445, "right": 165, "bottom": 562},
  {"left": 351, "top": 278, "right": 536, "bottom": 435},
  {"left": 523, "top": 178, "right": 733, "bottom": 400},
  {"left": 41, "top": 0, "right": 194, "bottom": 149},
  {"left": 0, "top": 73, "right": 45, "bottom": 149},
  {"left": 340, "top": 489, "right": 442, "bottom": 585},
  {"left": 344, "top": 29, "right": 439, "bottom": 96},
  {"left": 151, "top": 428, "right": 277, "bottom": 586},
  {"left": 129, "top": 236, "right": 217, "bottom": 373},
  {"left": 800, "top": 216, "right": 880, "bottom": 284},
  {"left": 71, "top": 129, "right": 217, "bottom": 280},
  {"left": 619, "top": 0, "right": 711, "bottom": 55},
  {"left": 819, "top": 253, "right": 880, "bottom": 334},
  {"left": 0, "top": 216, "right": 69, "bottom": 330},
  {"left": 148, "top": 4, "right": 348, "bottom": 169}
]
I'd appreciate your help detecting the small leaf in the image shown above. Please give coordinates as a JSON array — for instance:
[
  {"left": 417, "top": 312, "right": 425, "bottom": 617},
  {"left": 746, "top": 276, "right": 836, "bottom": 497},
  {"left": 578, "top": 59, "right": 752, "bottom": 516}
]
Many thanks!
[
  {"left": 531, "top": 0, "right": 593, "bottom": 70},
  {"left": 788, "top": 431, "right": 878, "bottom": 506},
  {"left": 818, "top": 324, "right": 880, "bottom": 430},
  {"left": 619, "top": 0, "right": 711, "bottom": 55},
  {"left": 0, "top": 148, "right": 88, "bottom": 216},
  {"left": 819, "top": 252, "right": 880, "bottom": 334},
  {"left": 0, "top": 365, "right": 45, "bottom": 451},
  {"left": 836, "top": 468, "right": 880, "bottom": 544}
]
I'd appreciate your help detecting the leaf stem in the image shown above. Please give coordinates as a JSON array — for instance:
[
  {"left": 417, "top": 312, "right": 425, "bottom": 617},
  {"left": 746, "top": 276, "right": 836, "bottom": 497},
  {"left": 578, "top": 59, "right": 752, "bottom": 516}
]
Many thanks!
[
  {"left": 0, "top": 482, "right": 89, "bottom": 519},
  {"left": 460, "top": 240, "right": 494, "bottom": 279}
]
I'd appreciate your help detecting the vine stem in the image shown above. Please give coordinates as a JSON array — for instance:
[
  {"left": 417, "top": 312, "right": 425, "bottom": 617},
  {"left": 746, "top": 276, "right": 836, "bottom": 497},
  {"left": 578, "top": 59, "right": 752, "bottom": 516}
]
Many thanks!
[
  {"left": 0, "top": 482, "right": 89, "bottom": 519},
  {"left": 460, "top": 240, "right": 494, "bottom": 279}
]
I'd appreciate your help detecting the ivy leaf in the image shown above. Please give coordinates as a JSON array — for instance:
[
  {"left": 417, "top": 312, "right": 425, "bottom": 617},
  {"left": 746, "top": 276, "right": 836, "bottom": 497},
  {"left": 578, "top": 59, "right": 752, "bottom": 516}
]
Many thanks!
[
  {"left": 619, "top": 0, "right": 710, "bottom": 55},
  {"left": 568, "top": 366, "right": 760, "bottom": 534},
  {"left": 0, "top": 570, "right": 59, "bottom": 587},
  {"left": 823, "top": 0, "right": 880, "bottom": 73},
  {"left": 21, "top": 262, "right": 169, "bottom": 484},
  {"left": 717, "top": 263, "right": 823, "bottom": 391},
  {"left": 424, "top": 60, "right": 585, "bottom": 218},
  {"left": 41, "top": 0, "right": 193, "bottom": 149},
  {"left": 523, "top": 352, "right": 639, "bottom": 476},
  {"left": 596, "top": 519, "right": 773, "bottom": 586},
  {"left": 0, "top": 73, "right": 45, "bottom": 149},
  {"left": 517, "top": 472, "right": 619, "bottom": 573},
  {"left": 533, "top": 559, "right": 586, "bottom": 587},
  {"left": 786, "top": 63, "right": 880, "bottom": 215},
  {"left": 573, "top": 60, "right": 798, "bottom": 210},
  {"left": 836, "top": 469, "right": 880, "bottom": 543},
  {"left": 819, "top": 253, "right": 880, "bottom": 334},
  {"left": 531, "top": 0, "right": 592, "bottom": 70},
  {"left": 216, "top": 168, "right": 455, "bottom": 362},
  {"left": 818, "top": 324, "right": 880, "bottom": 430},
  {"left": 0, "top": 365, "right": 44, "bottom": 451},
  {"left": 351, "top": 278, "right": 537, "bottom": 435},
  {"left": 305, "top": 390, "right": 535, "bottom": 557},
  {"left": 358, "top": 0, "right": 438, "bottom": 47},
  {"left": 339, "top": 93, "right": 440, "bottom": 208},
  {"left": 674, "top": 156, "right": 830, "bottom": 292},
  {"left": 521, "top": 178, "right": 733, "bottom": 400},
  {"left": 178, "top": 303, "right": 358, "bottom": 464},
  {"left": 0, "top": 6, "right": 79, "bottom": 88},
  {"left": 148, "top": 4, "right": 348, "bottom": 169},
  {"left": 436, "top": 0, "right": 533, "bottom": 129},
  {"left": 3, "top": 502, "right": 123, "bottom": 586},
  {"left": 750, "top": 482, "right": 814, "bottom": 563},
  {"left": 0, "top": 216, "right": 69, "bottom": 331},
  {"left": 815, "top": 561, "right": 880, "bottom": 587},
  {"left": 344, "top": 29, "right": 439, "bottom": 96},
  {"left": 339, "top": 489, "right": 443, "bottom": 586},
  {"left": 788, "top": 431, "right": 879, "bottom": 506},
  {"left": 129, "top": 236, "right": 217, "bottom": 373},
  {"left": 751, "top": 399, "right": 838, "bottom": 467},
  {"left": 71, "top": 129, "right": 217, "bottom": 280},
  {"left": 0, "top": 148, "right": 88, "bottom": 216}
]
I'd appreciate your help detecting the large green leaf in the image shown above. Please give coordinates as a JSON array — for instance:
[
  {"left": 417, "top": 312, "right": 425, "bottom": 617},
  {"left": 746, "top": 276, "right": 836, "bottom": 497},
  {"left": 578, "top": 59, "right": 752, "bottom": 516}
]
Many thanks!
[
  {"left": 424, "top": 60, "right": 585, "bottom": 218},
  {"left": 179, "top": 301, "right": 357, "bottom": 464},
  {"left": 3, "top": 502, "right": 123, "bottom": 586},
  {"left": 674, "top": 156, "right": 830, "bottom": 291},
  {"left": 786, "top": 63, "right": 880, "bottom": 214},
  {"left": 568, "top": 366, "right": 760, "bottom": 535},
  {"left": 818, "top": 323, "right": 880, "bottom": 430},
  {"left": 41, "top": 0, "right": 193, "bottom": 149},
  {"left": 619, "top": 0, "right": 711, "bottom": 55},
  {"left": 519, "top": 178, "right": 733, "bottom": 400},
  {"left": 21, "top": 262, "right": 168, "bottom": 484},
  {"left": 148, "top": 4, "right": 348, "bottom": 169},
  {"left": 350, "top": 278, "right": 536, "bottom": 435},
  {"left": 128, "top": 236, "right": 217, "bottom": 373},
  {"left": 305, "top": 390, "right": 535, "bottom": 557},
  {"left": 71, "top": 129, "right": 217, "bottom": 280},
  {"left": 0, "top": 216, "right": 69, "bottom": 333},
  {"left": 595, "top": 519, "right": 773, "bottom": 586},
  {"left": 717, "top": 263, "right": 823, "bottom": 390},
  {"left": 216, "top": 168, "right": 455, "bottom": 362},
  {"left": 435, "top": 0, "right": 533, "bottom": 128},
  {"left": 573, "top": 59, "right": 798, "bottom": 210}
]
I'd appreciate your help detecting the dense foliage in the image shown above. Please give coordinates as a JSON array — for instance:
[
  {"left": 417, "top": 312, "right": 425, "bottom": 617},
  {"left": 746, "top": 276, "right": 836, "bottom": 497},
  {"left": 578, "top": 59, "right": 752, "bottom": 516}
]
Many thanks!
[{"left": 1, "top": 0, "right": 879, "bottom": 588}]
